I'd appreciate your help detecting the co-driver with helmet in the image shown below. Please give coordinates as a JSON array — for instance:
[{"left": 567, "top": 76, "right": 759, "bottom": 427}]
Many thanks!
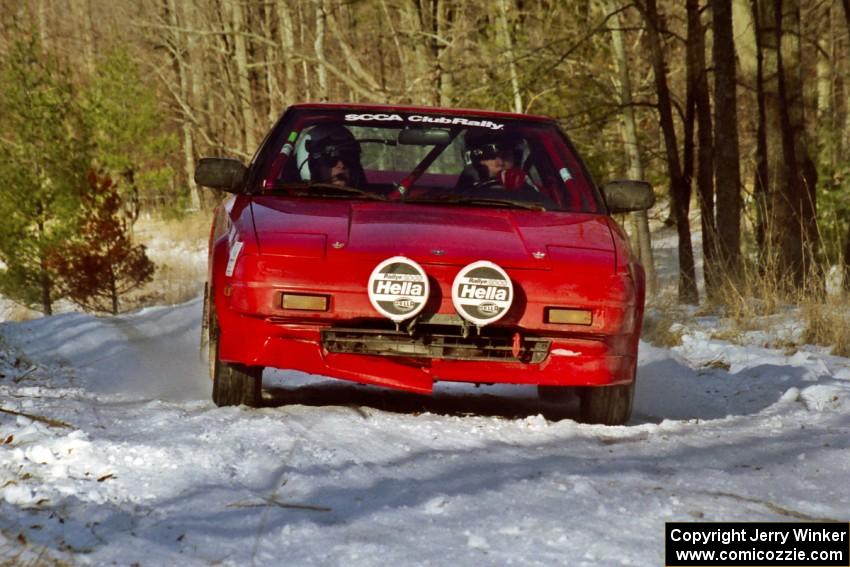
[{"left": 461, "top": 130, "right": 536, "bottom": 192}]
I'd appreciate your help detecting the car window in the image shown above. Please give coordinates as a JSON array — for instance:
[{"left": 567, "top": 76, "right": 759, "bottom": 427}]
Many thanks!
[
  {"left": 353, "top": 126, "right": 465, "bottom": 174},
  {"left": 255, "top": 109, "right": 602, "bottom": 213}
]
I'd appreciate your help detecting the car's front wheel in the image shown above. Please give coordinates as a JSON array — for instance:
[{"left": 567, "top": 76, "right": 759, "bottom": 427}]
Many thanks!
[
  {"left": 211, "top": 351, "right": 262, "bottom": 407},
  {"left": 208, "top": 301, "right": 262, "bottom": 407},
  {"left": 578, "top": 382, "right": 634, "bottom": 425}
]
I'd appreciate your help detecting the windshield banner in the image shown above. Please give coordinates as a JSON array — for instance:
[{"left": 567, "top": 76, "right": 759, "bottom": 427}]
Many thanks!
[{"left": 344, "top": 113, "right": 504, "bottom": 131}]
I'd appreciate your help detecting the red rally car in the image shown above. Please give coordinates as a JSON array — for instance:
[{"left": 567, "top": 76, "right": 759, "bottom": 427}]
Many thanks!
[{"left": 196, "top": 103, "right": 654, "bottom": 425}]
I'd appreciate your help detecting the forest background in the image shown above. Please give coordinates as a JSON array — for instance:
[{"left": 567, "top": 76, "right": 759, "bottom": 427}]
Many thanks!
[{"left": 0, "top": 0, "right": 848, "bottom": 350}]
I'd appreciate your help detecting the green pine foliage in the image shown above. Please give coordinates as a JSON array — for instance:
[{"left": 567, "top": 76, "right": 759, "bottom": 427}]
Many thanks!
[
  {"left": 81, "top": 48, "right": 177, "bottom": 220},
  {"left": 815, "top": 128, "right": 850, "bottom": 267},
  {"left": 0, "top": 39, "right": 91, "bottom": 314}
]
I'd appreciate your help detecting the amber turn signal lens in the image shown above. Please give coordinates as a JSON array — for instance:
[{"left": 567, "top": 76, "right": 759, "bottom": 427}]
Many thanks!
[
  {"left": 281, "top": 293, "right": 328, "bottom": 311},
  {"left": 546, "top": 308, "right": 592, "bottom": 325}
]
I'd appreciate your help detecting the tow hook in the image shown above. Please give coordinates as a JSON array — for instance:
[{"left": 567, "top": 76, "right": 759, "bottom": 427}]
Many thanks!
[
  {"left": 512, "top": 331, "right": 522, "bottom": 358},
  {"left": 460, "top": 319, "right": 472, "bottom": 339},
  {"left": 405, "top": 316, "right": 419, "bottom": 336}
]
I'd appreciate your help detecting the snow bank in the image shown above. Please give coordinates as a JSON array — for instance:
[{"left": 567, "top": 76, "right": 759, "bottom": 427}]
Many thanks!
[{"left": 0, "top": 299, "right": 848, "bottom": 565}]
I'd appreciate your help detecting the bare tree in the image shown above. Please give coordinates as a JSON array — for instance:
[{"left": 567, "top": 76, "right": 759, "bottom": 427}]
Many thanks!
[
  {"left": 642, "top": 0, "right": 699, "bottom": 304},
  {"left": 606, "top": 0, "right": 657, "bottom": 296},
  {"left": 314, "top": 0, "right": 329, "bottom": 101},
  {"left": 228, "top": 0, "right": 257, "bottom": 152},
  {"left": 712, "top": 0, "right": 742, "bottom": 282},
  {"left": 839, "top": 0, "right": 850, "bottom": 293},
  {"left": 758, "top": 0, "right": 818, "bottom": 289},
  {"left": 685, "top": 0, "right": 718, "bottom": 297},
  {"left": 276, "top": 1, "right": 297, "bottom": 107},
  {"left": 163, "top": 0, "right": 200, "bottom": 210},
  {"left": 397, "top": 0, "right": 439, "bottom": 105},
  {"left": 497, "top": 0, "right": 523, "bottom": 113},
  {"left": 751, "top": 0, "right": 770, "bottom": 261}
]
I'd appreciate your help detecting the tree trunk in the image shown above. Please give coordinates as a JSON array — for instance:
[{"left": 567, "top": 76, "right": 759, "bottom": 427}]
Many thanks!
[
  {"left": 608, "top": 0, "right": 657, "bottom": 296},
  {"left": 436, "top": 0, "right": 454, "bottom": 106},
  {"left": 229, "top": 0, "right": 257, "bottom": 153},
  {"left": 843, "top": 0, "right": 850, "bottom": 162},
  {"left": 165, "top": 0, "right": 200, "bottom": 211},
  {"left": 314, "top": 0, "right": 329, "bottom": 101},
  {"left": 688, "top": 0, "right": 716, "bottom": 298},
  {"left": 842, "top": 224, "right": 850, "bottom": 292},
  {"left": 110, "top": 268, "right": 119, "bottom": 316},
  {"left": 751, "top": 0, "right": 769, "bottom": 260},
  {"left": 841, "top": 0, "right": 850, "bottom": 293},
  {"left": 815, "top": 36, "right": 831, "bottom": 125},
  {"left": 713, "top": 0, "right": 742, "bottom": 282},
  {"left": 379, "top": 0, "right": 409, "bottom": 95},
  {"left": 181, "top": 113, "right": 199, "bottom": 210},
  {"left": 276, "top": 1, "right": 297, "bottom": 106},
  {"left": 296, "top": 2, "right": 311, "bottom": 101},
  {"left": 760, "top": 0, "right": 792, "bottom": 276},
  {"left": 760, "top": 0, "right": 818, "bottom": 290},
  {"left": 37, "top": 219, "right": 52, "bottom": 315},
  {"left": 40, "top": 262, "right": 52, "bottom": 315},
  {"left": 263, "top": 2, "right": 279, "bottom": 125},
  {"left": 324, "top": 6, "right": 387, "bottom": 101},
  {"left": 399, "top": 1, "right": 438, "bottom": 105},
  {"left": 644, "top": 0, "right": 699, "bottom": 304},
  {"left": 497, "top": 0, "right": 523, "bottom": 113},
  {"left": 37, "top": 0, "right": 49, "bottom": 49}
]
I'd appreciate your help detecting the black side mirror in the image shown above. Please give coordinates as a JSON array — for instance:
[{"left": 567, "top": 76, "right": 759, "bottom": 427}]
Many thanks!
[
  {"left": 601, "top": 180, "right": 655, "bottom": 214},
  {"left": 195, "top": 158, "right": 247, "bottom": 193}
]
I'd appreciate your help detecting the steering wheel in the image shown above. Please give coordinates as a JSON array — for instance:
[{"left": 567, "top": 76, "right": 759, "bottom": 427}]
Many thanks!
[{"left": 471, "top": 177, "right": 507, "bottom": 191}]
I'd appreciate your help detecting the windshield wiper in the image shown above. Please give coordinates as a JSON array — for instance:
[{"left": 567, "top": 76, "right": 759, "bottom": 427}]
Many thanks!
[
  {"left": 407, "top": 195, "right": 545, "bottom": 211},
  {"left": 455, "top": 197, "right": 546, "bottom": 211},
  {"left": 273, "top": 182, "right": 386, "bottom": 201}
]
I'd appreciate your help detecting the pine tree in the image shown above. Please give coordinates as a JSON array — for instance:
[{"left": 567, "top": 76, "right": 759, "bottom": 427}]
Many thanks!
[
  {"left": 50, "top": 172, "right": 155, "bottom": 315},
  {"left": 0, "top": 39, "right": 90, "bottom": 314}
]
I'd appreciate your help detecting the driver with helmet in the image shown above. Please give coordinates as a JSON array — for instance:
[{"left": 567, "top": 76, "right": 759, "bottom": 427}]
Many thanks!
[
  {"left": 462, "top": 130, "right": 536, "bottom": 191},
  {"left": 300, "top": 124, "right": 365, "bottom": 188}
]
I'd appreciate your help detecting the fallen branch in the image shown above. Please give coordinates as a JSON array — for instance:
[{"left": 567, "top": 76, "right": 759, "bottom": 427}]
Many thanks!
[
  {"left": 0, "top": 407, "right": 73, "bottom": 429},
  {"left": 13, "top": 367, "right": 37, "bottom": 383},
  {"left": 227, "top": 498, "right": 331, "bottom": 512},
  {"left": 704, "top": 491, "right": 842, "bottom": 522}
]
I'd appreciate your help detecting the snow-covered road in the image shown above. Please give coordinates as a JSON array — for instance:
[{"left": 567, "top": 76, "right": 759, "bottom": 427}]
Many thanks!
[{"left": 1, "top": 298, "right": 849, "bottom": 565}]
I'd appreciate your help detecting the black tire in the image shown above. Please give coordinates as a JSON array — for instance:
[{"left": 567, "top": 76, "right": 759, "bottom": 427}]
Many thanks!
[
  {"left": 578, "top": 382, "right": 635, "bottom": 425},
  {"left": 207, "top": 300, "right": 262, "bottom": 407},
  {"left": 211, "top": 339, "right": 263, "bottom": 407},
  {"left": 536, "top": 385, "right": 574, "bottom": 403}
]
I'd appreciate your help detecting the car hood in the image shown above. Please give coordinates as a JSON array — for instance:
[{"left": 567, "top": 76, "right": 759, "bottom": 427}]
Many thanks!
[{"left": 250, "top": 197, "right": 615, "bottom": 270}]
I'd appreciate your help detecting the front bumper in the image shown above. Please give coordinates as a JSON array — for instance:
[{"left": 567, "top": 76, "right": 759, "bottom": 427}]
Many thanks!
[{"left": 217, "top": 313, "right": 636, "bottom": 394}]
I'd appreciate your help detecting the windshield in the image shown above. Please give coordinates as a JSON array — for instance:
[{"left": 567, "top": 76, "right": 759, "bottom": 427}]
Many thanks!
[{"left": 253, "top": 109, "right": 603, "bottom": 213}]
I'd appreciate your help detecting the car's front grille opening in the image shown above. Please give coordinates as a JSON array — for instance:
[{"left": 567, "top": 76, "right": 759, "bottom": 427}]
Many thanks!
[{"left": 321, "top": 324, "right": 550, "bottom": 363}]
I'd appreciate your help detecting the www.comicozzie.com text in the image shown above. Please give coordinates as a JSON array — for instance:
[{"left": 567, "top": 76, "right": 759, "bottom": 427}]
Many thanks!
[{"left": 669, "top": 526, "right": 847, "bottom": 546}]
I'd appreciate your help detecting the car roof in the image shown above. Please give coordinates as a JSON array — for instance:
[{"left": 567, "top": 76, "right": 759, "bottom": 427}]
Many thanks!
[{"left": 287, "top": 102, "right": 556, "bottom": 124}]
